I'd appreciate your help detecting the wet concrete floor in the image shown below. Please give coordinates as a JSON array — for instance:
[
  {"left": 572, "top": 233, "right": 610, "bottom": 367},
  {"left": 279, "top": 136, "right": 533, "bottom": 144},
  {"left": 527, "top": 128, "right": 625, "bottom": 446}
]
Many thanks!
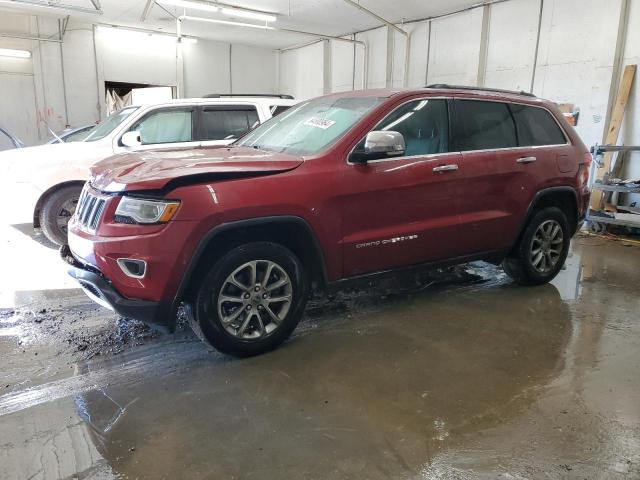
[{"left": 0, "top": 222, "right": 639, "bottom": 479}]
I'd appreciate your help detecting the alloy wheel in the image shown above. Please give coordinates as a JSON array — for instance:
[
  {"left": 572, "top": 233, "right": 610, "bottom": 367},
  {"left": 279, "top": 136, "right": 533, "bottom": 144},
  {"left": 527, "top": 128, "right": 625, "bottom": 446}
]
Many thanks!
[
  {"left": 57, "top": 197, "right": 79, "bottom": 233},
  {"left": 216, "top": 260, "right": 293, "bottom": 340},
  {"left": 530, "top": 219, "right": 563, "bottom": 274}
]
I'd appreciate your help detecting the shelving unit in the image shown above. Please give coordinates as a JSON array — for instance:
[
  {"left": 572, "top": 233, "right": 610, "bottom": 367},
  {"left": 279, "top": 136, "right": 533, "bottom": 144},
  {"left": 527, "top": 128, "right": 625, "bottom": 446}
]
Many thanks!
[{"left": 587, "top": 144, "right": 640, "bottom": 233}]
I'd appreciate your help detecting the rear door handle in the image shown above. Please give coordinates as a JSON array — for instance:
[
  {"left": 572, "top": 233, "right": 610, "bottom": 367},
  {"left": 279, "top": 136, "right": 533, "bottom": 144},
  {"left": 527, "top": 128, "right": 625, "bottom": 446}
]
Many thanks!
[
  {"left": 516, "top": 156, "right": 537, "bottom": 164},
  {"left": 433, "top": 164, "right": 459, "bottom": 173}
]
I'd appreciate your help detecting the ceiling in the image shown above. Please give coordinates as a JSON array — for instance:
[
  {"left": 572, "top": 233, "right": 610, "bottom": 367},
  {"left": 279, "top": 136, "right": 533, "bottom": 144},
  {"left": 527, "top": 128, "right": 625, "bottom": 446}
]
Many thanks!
[{"left": 0, "top": 0, "right": 484, "bottom": 48}]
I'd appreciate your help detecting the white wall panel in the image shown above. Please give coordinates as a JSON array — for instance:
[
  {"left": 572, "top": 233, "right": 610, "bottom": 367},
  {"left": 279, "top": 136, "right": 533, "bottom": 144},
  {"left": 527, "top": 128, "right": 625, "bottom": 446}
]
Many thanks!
[
  {"left": 0, "top": 73, "right": 38, "bottom": 145},
  {"left": 61, "top": 28, "right": 99, "bottom": 128},
  {"left": 426, "top": 9, "right": 483, "bottom": 86},
  {"left": 484, "top": 0, "right": 539, "bottom": 91},
  {"left": 331, "top": 40, "right": 355, "bottom": 92},
  {"left": 279, "top": 42, "right": 324, "bottom": 100},
  {"left": 231, "top": 44, "right": 277, "bottom": 94},
  {"left": 95, "top": 27, "right": 178, "bottom": 87},
  {"left": 355, "top": 27, "right": 387, "bottom": 89},
  {"left": 183, "top": 40, "right": 230, "bottom": 97},
  {"left": 533, "top": 0, "right": 622, "bottom": 147},
  {"left": 405, "top": 21, "right": 430, "bottom": 88},
  {"left": 392, "top": 30, "right": 407, "bottom": 88}
]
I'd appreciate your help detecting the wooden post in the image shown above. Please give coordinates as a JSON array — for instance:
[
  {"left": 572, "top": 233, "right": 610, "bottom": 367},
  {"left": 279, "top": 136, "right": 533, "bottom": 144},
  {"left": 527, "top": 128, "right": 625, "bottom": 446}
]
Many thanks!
[{"left": 590, "top": 64, "right": 636, "bottom": 210}]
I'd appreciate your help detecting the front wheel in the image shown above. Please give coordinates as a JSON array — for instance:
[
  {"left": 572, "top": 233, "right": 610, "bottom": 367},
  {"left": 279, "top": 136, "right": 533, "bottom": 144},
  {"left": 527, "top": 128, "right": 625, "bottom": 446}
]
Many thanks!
[
  {"left": 503, "top": 207, "right": 571, "bottom": 286},
  {"left": 39, "top": 185, "right": 82, "bottom": 246},
  {"left": 192, "top": 242, "right": 309, "bottom": 356}
]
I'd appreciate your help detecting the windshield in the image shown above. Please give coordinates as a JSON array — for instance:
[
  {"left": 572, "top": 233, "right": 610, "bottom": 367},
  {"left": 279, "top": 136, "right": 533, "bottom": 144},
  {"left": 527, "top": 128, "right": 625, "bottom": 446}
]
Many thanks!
[
  {"left": 84, "top": 107, "right": 138, "bottom": 142},
  {"left": 237, "top": 96, "right": 384, "bottom": 155}
]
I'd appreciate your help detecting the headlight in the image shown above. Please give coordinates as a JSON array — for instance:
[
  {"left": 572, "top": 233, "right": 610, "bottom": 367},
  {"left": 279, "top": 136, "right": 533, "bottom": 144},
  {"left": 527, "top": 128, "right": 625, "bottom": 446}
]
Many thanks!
[{"left": 114, "top": 197, "right": 180, "bottom": 224}]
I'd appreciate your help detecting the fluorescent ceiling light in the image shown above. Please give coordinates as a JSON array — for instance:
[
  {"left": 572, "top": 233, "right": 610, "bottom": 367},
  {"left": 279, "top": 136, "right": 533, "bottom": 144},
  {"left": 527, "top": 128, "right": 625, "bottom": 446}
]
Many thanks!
[
  {"left": 220, "top": 7, "right": 276, "bottom": 22},
  {"left": 96, "top": 25, "right": 197, "bottom": 44},
  {"left": 182, "top": 15, "right": 274, "bottom": 30},
  {"left": 157, "top": 0, "right": 219, "bottom": 13},
  {"left": 0, "top": 0, "right": 101, "bottom": 15},
  {"left": 0, "top": 48, "right": 31, "bottom": 58}
]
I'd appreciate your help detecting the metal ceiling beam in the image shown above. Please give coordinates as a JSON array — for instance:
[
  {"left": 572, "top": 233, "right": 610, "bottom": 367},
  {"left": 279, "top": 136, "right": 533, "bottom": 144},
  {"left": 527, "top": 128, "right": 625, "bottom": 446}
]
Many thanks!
[
  {"left": 0, "top": 0, "right": 102, "bottom": 15},
  {"left": 341, "top": 0, "right": 407, "bottom": 37},
  {"left": 0, "top": 31, "right": 62, "bottom": 42},
  {"left": 341, "top": 0, "right": 409, "bottom": 87},
  {"left": 140, "top": 0, "right": 155, "bottom": 21}
]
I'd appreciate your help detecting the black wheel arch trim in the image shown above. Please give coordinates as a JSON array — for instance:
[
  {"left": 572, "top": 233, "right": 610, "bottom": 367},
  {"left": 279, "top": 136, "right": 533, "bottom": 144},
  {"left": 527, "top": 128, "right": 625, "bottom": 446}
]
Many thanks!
[
  {"left": 512, "top": 186, "right": 580, "bottom": 253},
  {"left": 169, "top": 215, "right": 328, "bottom": 326}
]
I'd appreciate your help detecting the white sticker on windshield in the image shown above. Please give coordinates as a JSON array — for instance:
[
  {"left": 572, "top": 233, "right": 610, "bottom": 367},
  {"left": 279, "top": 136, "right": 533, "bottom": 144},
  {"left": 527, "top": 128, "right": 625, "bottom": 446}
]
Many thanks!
[{"left": 304, "top": 118, "right": 336, "bottom": 129}]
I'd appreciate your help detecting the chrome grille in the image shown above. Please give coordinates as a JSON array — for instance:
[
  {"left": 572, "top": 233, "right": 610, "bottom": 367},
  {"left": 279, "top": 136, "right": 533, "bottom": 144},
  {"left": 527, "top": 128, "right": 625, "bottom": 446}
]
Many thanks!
[{"left": 75, "top": 184, "right": 106, "bottom": 233}]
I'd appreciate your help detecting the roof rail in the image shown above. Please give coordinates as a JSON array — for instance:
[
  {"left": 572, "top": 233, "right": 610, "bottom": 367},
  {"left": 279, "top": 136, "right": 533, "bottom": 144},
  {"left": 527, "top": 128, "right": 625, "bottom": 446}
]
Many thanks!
[
  {"left": 425, "top": 84, "right": 536, "bottom": 98},
  {"left": 203, "top": 93, "right": 294, "bottom": 99}
]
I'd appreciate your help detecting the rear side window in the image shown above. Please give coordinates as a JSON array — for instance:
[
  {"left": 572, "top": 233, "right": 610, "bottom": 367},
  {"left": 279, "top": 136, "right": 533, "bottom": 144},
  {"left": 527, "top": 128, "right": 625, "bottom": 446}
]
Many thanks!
[
  {"left": 510, "top": 104, "right": 566, "bottom": 146},
  {"left": 454, "top": 100, "right": 517, "bottom": 151},
  {"left": 201, "top": 106, "right": 259, "bottom": 140}
]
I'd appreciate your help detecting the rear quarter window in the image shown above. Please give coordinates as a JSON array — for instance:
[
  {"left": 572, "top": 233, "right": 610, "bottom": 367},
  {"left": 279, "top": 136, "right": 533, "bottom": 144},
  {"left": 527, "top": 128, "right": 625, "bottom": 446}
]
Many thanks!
[{"left": 510, "top": 104, "right": 567, "bottom": 146}]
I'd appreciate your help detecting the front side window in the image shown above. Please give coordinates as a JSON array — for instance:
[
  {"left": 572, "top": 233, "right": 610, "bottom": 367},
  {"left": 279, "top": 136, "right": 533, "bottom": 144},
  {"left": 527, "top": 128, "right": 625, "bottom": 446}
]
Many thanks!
[
  {"left": 201, "top": 107, "right": 259, "bottom": 141},
  {"left": 454, "top": 100, "right": 517, "bottom": 151},
  {"left": 131, "top": 109, "right": 193, "bottom": 145},
  {"left": 85, "top": 106, "right": 138, "bottom": 142},
  {"left": 237, "top": 96, "right": 385, "bottom": 156},
  {"left": 371, "top": 98, "right": 449, "bottom": 157},
  {"left": 511, "top": 104, "right": 566, "bottom": 146}
]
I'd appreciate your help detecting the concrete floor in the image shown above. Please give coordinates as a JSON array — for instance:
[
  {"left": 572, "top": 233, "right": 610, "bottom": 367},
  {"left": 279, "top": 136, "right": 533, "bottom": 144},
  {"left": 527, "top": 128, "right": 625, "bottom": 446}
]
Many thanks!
[{"left": 1, "top": 221, "right": 639, "bottom": 479}]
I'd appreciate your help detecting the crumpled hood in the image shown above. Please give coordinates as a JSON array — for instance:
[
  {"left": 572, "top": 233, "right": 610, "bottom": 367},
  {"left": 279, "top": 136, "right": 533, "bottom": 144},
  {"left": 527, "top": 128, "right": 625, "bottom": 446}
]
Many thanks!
[{"left": 91, "top": 146, "right": 304, "bottom": 192}]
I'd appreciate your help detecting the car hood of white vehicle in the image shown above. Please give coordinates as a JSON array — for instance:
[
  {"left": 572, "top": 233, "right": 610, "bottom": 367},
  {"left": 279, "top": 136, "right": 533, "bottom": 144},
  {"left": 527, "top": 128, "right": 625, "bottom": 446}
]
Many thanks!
[{"left": 0, "top": 142, "right": 111, "bottom": 181}]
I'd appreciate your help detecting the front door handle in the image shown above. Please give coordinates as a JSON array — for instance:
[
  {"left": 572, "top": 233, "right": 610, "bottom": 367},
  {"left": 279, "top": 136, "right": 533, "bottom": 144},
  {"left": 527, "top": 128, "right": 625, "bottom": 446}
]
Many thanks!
[
  {"left": 516, "top": 156, "right": 537, "bottom": 164},
  {"left": 433, "top": 164, "right": 459, "bottom": 173}
]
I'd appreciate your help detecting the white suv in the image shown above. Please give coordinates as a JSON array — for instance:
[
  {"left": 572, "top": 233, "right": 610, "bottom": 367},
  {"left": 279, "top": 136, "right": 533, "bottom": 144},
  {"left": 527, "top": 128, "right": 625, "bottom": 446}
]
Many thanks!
[{"left": 0, "top": 95, "right": 296, "bottom": 245}]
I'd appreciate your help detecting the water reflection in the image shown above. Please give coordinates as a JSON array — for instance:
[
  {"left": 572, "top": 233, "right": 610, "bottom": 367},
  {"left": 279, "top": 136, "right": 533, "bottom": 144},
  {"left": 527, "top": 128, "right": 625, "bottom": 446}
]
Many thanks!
[{"left": 76, "top": 277, "right": 572, "bottom": 479}]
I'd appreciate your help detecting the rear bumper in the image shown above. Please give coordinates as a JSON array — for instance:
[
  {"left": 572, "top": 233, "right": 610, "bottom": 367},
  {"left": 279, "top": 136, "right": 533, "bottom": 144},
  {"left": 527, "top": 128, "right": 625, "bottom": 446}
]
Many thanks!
[{"left": 61, "top": 245, "right": 172, "bottom": 331}]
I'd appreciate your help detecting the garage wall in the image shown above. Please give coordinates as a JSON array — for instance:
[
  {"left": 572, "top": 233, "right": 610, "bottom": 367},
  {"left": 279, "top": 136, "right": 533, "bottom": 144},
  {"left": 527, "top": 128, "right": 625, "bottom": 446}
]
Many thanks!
[
  {"left": 426, "top": 9, "right": 484, "bottom": 86},
  {"left": 0, "top": 14, "right": 38, "bottom": 144},
  {"left": 231, "top": 44, "right": 278, "bottom": 95},
  {"left": 0, "top": 14, "right": 279, "bottom": 144},
  {"left": 279, "top": 41, "right": 324, "bottom": 100},
  {"left": 484, "top": 0, "right": 540, "bottom": 92},
  {"left": 278, "top": 0, "right": 638, "bottom": 183}
]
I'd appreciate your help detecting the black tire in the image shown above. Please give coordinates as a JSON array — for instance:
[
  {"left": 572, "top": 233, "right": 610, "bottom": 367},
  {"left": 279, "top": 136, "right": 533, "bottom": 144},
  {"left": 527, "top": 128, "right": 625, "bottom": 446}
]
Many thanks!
[
  {"left": 193, "top": 242, "right": 309, "bottom": 357},
  {"left": 503, "top": 207, "right": 571, "bottom": 286},
  {"left": 39, "top": 185, "right": 82, "bottom": 246}
]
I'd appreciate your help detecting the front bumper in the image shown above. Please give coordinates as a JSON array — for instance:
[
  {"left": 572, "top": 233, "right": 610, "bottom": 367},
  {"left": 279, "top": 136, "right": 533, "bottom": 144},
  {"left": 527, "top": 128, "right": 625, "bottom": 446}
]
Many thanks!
[{"left": 61, "top": 245, "right": 172, "bottom": 331}]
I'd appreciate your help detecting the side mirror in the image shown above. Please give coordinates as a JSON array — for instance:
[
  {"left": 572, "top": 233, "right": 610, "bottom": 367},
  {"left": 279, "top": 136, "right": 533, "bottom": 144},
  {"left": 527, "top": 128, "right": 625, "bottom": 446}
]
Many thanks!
[
  {"left": 350, "top": 130, "right": 405, "bottom": 163},
  {"left": 121, "top": 131, "right": 142, "bottom": 148}
]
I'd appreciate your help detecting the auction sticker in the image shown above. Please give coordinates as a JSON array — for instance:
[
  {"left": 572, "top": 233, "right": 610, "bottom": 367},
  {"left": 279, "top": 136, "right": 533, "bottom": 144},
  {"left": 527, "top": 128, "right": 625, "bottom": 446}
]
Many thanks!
[{"left": 304, "top": 118, "right": 336, "bottom": 129}]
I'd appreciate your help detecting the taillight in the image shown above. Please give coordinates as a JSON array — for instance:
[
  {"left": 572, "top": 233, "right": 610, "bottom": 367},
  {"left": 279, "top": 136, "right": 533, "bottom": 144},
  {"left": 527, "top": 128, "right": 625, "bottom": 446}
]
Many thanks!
[{"left": 578, "top": 152, "right": 592, "bottom": 189}]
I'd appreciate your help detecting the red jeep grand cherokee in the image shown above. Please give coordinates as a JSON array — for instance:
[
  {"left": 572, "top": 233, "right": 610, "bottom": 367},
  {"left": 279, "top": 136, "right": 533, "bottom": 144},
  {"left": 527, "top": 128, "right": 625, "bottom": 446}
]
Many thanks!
[{"left": 63, "top": 85, "right": 591, "bottom": 356}]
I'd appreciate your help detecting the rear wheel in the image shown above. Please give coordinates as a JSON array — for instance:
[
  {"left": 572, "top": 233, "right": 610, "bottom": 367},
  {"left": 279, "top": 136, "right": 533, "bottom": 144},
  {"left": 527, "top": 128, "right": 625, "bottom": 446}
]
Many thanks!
[
  {"left": 192, "top": 242, "right": 308, "bottom": 356},
  {"left": 503, "top": 207, "right": 570, "bottom": 286},
  {"left": 39, "top": 185, "right": 82, "bottom": 246}
]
